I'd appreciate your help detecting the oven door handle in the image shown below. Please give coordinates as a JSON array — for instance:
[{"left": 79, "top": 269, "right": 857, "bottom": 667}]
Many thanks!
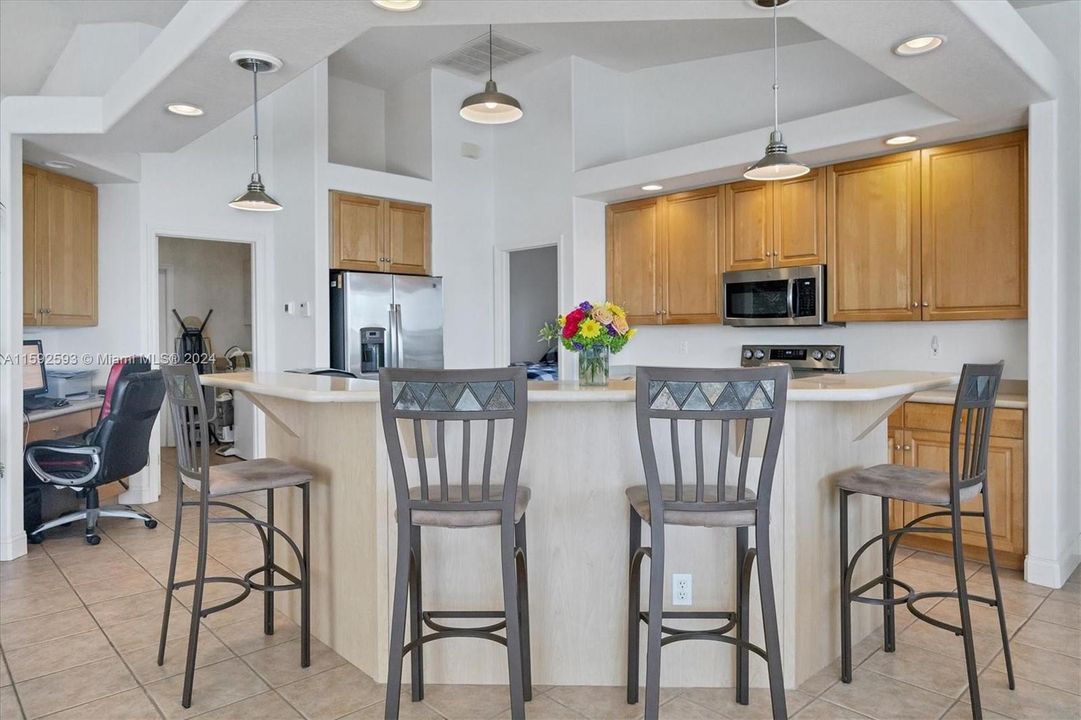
[{"left": 787, "top": 279, "right": 796, "bottom": 318}]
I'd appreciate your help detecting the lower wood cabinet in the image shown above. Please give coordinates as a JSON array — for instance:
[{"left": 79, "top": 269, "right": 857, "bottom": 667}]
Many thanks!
[
  {"left": 330, "top": 191, "right": 431, "bottom": 275},
  {"left": 889, "top": 402, "right": 1026, "bottom": 569}
]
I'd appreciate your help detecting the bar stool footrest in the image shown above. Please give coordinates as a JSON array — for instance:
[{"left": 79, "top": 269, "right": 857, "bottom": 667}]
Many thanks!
[
  {"left": 244, "top": 563, "right": 302, "bottom": 593},
  {"left": 171, "top": 576, "right": 252, "bottom": 618},
  {"left": 421, "top": 610, "right": 507, "bottom": 634}
]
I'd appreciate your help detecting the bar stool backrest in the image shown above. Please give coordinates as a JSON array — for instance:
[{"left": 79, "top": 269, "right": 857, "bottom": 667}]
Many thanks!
[
  {"left": 162, "top": 363, "right": 212, "bottom": 497},
  {"left": 949, "top": 362, "right": 1005, "bottom": 502},
  {"left": 635, "top": 365, "right": 789, "bottom": 523},
  {"left": 379, "top": 367, "right": 528, "bottom": 522}
]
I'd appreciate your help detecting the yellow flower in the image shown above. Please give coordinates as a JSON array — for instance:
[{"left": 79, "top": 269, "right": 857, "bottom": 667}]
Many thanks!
[
  {"left": 558, "top": 315, "right": 566, "bottom": 327},
  {"left": 579, "top": 318, "right": 603, "bottom": 339},
  {"left": 612, "top": 314, "right": 630, "bottom": 335},
  {"left": 591, "top": 307, "right": 614, "bottom": 325},
  {"left": 627, "top": 328, "right": 637, "bottom": 339},
  {"left": 606, "top": 302, "right": 626, "bottom": 318}
]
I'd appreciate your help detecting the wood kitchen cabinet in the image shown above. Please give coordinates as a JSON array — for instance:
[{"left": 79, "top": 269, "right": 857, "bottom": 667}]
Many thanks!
[
  {"left": 606, "top": 188, "right": 722, "bottom": 325},
  {"left": 723, "top": 167, "right": 826, "bottom": 272},
  {"left": 23, "top": 164, "right": 98, "bottom": 327},
  {"left": 889, "top": 402, "right": 1026, "bottom": 569},
  {"left": 330, "top": 191, "right": 431, "bottom": 275}
]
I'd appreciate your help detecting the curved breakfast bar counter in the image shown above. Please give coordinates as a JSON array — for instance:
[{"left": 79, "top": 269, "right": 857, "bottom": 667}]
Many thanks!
[{"left": 201, "top": 370, "right": 956, "bottom": 689}]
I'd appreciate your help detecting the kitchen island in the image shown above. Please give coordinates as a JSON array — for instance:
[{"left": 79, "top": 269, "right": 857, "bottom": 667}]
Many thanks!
[{"left": 201, "top": 370, "right": 956, "bottom": 689}]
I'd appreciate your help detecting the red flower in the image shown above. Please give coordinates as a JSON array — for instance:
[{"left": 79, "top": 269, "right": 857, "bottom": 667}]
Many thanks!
[{"left": 562, "top": 308, "right": 585, "bottom": 338}]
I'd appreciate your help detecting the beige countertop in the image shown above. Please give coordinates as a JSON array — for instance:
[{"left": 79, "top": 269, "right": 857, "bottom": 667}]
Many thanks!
[
  {"left": 908, "top": 378, "right": 1028, "bottom": 409},
  {"left": 203, "top": 370, "right": 958, "bottom": 405},
  {"left": 24, "top": 396, "right": 104, "bottom": 422}
]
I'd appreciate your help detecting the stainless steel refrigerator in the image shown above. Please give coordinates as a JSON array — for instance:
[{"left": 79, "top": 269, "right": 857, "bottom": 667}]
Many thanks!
[{"left": 329, "top": 271, "right": 444, "bottom": 378}]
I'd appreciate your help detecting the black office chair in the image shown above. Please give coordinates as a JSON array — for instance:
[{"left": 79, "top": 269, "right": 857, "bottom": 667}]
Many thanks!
[{"left": 25, "top": 360, "right": 166, "bottom": 545}]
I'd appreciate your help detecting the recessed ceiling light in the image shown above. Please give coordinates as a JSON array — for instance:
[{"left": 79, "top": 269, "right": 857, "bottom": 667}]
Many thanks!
[
  {"left": 641, "top": 184, "right": 663, "bottom": 191},
  {"left": 885, "top": 135, "right": 919, "bottom": 146},
  {"left": 893, "top": 34, "right": 946, "bottom": 56},
  {"left": 371, "top": 0, "right": 422, "bottom": 10},
  {"left": 43, "top": 160, "right": 75, "bottom": 170},
  {"left": 166, "top": 103, "right": 204, "bottom": 117}
]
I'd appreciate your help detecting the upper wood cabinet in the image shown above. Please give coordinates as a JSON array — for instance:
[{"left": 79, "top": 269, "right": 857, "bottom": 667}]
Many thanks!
[
  {"left": 920, "top": 131, "right": 1027, "bottom": 320},
  {"left": 827, "top": 151, "right": 922, "bottom": 322},
  {"left": 606, "top": 188, "right": 722, "bottom": 325},
  {"left": 330, "top": 191, "right": 431, "bottom": 275},
  {"left": 23, "top": 165, "right": 98, "bottom": 327},
  {"left": 724, "top": 168, "right": 826, "bottom": 272}
]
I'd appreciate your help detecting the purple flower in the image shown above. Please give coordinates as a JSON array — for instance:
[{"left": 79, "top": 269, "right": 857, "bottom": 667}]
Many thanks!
[
  {"left": 607, "top": 325, "right": 618, "bottom": 336},
  {"left": 578, "top": 301, "right": 593, "bottom": 312},
  {"left": 572, "top": 342, "right": 584, "bottom": 351}
]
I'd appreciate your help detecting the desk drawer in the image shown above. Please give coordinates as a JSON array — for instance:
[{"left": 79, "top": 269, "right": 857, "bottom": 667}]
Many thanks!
[{"left": 26, "top": 409, "right": 95, "bottom": 442}]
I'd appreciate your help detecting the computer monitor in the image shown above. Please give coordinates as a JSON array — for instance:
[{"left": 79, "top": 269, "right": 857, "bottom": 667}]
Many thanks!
[{"left": 22, "top": 340, "right": 47, "bottom": 398}]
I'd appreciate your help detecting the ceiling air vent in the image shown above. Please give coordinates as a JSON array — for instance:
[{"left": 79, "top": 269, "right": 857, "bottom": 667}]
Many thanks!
[{"left": 433, "top": 31, "right": 538, "bottom": 76}]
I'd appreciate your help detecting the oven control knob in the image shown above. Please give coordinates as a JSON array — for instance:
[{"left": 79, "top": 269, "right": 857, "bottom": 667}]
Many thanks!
[
  {"left": 811, "top": 350, "right": 824, "bottom": 361},
  {"left": 825, "top": 350, "right": 837, "bottom": 361},
  {"left": 742, "top": 349, "right": 754, "bottom": 360},
  {"left": 754, "top": 349, "right": 765, "bottom": 360}
]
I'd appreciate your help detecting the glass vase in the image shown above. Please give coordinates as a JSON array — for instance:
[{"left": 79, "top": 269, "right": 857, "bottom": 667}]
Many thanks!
[{"left": 578, "top": 345, "right": 610, "bottom": 386}]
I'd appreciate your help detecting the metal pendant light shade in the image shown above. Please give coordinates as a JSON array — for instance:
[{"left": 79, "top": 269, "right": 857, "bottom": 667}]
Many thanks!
[
  {"left": 230, "top": 53, "right": 282, "bottom": 212},
  {"left": 460, "top": 26, "right": 523, "bottom": 125},
  {"left": 744, "top": 0, "right": 808, "bottom": 181}
]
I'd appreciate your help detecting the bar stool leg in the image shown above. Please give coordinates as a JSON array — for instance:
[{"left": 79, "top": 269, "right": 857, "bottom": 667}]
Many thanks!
[
  {"left": 500, "top": 519, "right": 526, "bottom": 720},
  {"left": 515, "top": 516, "right": 533, "bottom": 701},
  {"left": 409, "top": 525, "right": 424, "bottom": 702},
  {"left": 644, "top": 520, "right": 665, "bottom": 720},
  {"left": 881, "top": 498, "right": 896, "bottom": 652},
  {"left": 157, "top": 479, "right": 184, "bottom": 666},
  {"left": 981, "top": 494, "right": 1015, "bottom": 689},
  {"left": 301, "top": 483, "right": 311, "bottom": 668},
  {"left": 385, "top": 520, "right": 412, "bottom": 720},
  {"left": 756, "top": 518, "right": 787, "bottom": 720},
  {"left": 181, "top": 501, "right": 210, "bottom": 708},
  {"left": 626, "top": 506, "right": 642, "bottom": 705},
  {"left": 265, "top": 488, "right": 275, "bottom": 636},
  {"left": 952, "top": 512, "right": 982, "bottom": 718},
  {"left": 735, "top": 525, "right": 750, "bottom": 705},
  {"left": 839, "top": 489, "right": 853, "bottom": 683}
]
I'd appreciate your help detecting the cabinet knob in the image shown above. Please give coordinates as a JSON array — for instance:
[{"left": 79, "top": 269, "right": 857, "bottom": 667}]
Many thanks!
[
  {"left": 903, "top": 444, "right": 912, "bottom": 451},
  {"left": 912, "top": 302, "right": 919, "bottom": 308},
  {"left": 921, "top": 302, "right": 929, "bottom": 307},
  {"left": 894, "top": 444, "right": 901, "bottom": 450}
]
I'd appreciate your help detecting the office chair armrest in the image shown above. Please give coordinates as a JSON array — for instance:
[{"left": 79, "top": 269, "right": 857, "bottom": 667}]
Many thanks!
[{"left": 25, "top": 445, "right": 102, "bottom": 487}]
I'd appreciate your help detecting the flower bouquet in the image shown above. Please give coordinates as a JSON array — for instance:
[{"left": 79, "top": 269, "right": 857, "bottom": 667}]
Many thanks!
[{"left": 558, "top": 301, "right": 636, "bottom": 386}]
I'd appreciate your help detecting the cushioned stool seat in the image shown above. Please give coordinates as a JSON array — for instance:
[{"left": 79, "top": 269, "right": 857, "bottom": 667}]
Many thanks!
[
  {"left": 402, "top": 484, "right": 531, "bottom": 528},
  {"left": 183, "top": 458, "right": 313, "bottom": 497},
  {"left": 836, "top": 464, "right": 982, "bottom": 506},
  {"left": 625, "top": 484, "right": 757, "bottom": 527}
]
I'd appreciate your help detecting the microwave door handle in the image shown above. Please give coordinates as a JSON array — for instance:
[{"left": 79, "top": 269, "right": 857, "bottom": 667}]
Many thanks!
[{"left": 787, "top": 279, "right": 796, "bottom": 318}]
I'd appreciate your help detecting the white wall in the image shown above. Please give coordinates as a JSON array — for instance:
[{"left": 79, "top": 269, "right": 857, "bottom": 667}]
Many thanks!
[
  {"left": 508, "top": 246, "right": 557, "bottom": 363},
  {"left": 328, "top": 75, "right": 386, "bottom": 171},
  {"left": 39, "top": 22, "right": 160, "bottom": 97},
  {"left": 571, "top": 57, "right": 627, "bottom": 171},
  {"left": 386, "top": 70, "right": 433, "bottom": 180}
]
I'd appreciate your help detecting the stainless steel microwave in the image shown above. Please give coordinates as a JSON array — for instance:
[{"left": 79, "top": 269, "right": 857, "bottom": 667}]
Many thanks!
[{"left": 722, "top": 265, "right": 828, "bottom": 326}]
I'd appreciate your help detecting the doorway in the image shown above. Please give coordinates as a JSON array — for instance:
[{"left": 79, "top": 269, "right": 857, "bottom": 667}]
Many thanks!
[{"left": 507, "top": 245, "right": 558, "bottom": 377}]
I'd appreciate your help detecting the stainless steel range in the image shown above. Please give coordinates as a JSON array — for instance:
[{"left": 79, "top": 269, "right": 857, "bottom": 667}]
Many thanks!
[{"left": 740, "top": 344, "right": 844, "bottom": 377}]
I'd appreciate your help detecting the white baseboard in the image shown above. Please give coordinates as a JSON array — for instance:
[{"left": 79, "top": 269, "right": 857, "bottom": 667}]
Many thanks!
[
  {"left": 1026, "top": 534, "right": 1081, "bottom": 588},
  {"left": 0, "top": 532, "right": 28, "bottom": 561}
]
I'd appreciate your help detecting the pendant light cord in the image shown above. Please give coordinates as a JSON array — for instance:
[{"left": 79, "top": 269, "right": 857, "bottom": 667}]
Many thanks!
[
  {"left": 251, "top": 64, "right": 260, "bottom": 179},
  {"left": 488, "top": 24, "right": 493, "bottom": 82},
  {"left": 772, "top": 0, "right": 779, "bottom": 135}
]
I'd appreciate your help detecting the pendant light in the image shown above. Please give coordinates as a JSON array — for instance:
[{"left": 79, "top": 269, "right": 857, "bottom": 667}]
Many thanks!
[
  {"left": 744, "top": 0, "right": 808, "bottom": 181},
  {"left": 229, "top": 52, "right": 283, "bottom": 212},
  {"left": 459, "top": 26, "right": 523, "bottom": 125}
]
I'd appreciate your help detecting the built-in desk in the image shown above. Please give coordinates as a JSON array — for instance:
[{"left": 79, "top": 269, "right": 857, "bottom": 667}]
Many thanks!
[{"left": 24, "top": 397, "right": 103, "bottom": 442}]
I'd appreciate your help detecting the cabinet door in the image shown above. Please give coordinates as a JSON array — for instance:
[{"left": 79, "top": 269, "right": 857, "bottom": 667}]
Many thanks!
[
  {"left": 331, "top": 191, "right": 384, "bottom": 272},
  {"left": 660, "top": 187, "right": 722, "bottom": 324},
  {"left": 774, "top": 167, "right": 826, "bottom": 267},
  {"left": 921, "top": 131, "right": 1027, "bottom": 320},
  {"left": 39, "top": 172, "right": 97, "bottom": 326},
  {"left": 386, "top": 200, "right": 431, "bottom": 276},
  {"left": 724, "top": 180, "right": 773, "bottom": 271},
  {"left": 22, "top": 165, "right": 40, "bottom": 326},
  {"left": 607, "top": 198, "right": 661, "bottom": 325},
  {"left": 827, "top": 152, "right": 922, "bottom": 322}
]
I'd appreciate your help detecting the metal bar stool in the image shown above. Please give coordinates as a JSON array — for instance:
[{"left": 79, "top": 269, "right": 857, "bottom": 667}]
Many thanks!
[
  {"left": 627, "top": 365, "right": 790, "bottom": 720},
  {"left": 157, "top": 364, "right": 313, "bottom": 708},
  {"left": 379, "top": 367, "right": 531, "bottom": 720},
  {"left": 837, "top": 362, "right": 1014, "bottom": 719}
]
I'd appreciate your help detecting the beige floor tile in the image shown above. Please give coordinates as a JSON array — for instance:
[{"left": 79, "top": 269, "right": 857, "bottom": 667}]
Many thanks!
[
  {"left": 679, "top": 687, "right": 811, "bottom": 720},
  {"left": 0, "top": 607, "right": 97, "bottom": 651},
  {"left": 969, "top": 565, "right": 1051, "bottom": 599},
  {"left": 489, "top": 693, "right": 586, "bottom": 719},
  {"left": 895, "top": 619, "right": 1005, "bottom": 668},
  {"left": 276, "top": 664, "right": 385, "bottom": 720},
  {"left": 343, "top": 697, "right": 444, "bottom": 720},
  {"left": 144, "top": 657, "right": 269, "bottom": 720},
  {"left": 242, "top": 637, "right": 345, "bottom": 688},
  {"left": 196, "top": 591, "right": 266, "bottom": 629},
  {"left": 1, "top": 655, "right": 11, "bottom": 687},
  {"left": 4, "top": 628, "right": 116, "bottom": 683},
  {"left": 103, "top": 604, "right": 192, "bottom": 652},
  {"left": 939, "top": 701, "right": 1012, "bottom": 720},
  {"left": 193, "top": 690, "right": 303, "bottom": 719},
  {"left": 790, "top": 698, "right": 872, "bottom": 719},
  {"left": 419, "top": 684, "right": 521, "bottom": 720},
  {"left": 896, "top": 551, "right": 982, "bottom": 581},
  {"left": 976, "top": 669, "right": 1081, "bottom": 720},
  {"left": 926, "top": 598, "right": 1026, "bottom": 636},
  {"left": 1, "top": 685, "right": 24, "bottom": 720},
  {"left": 120, "top": 631, "right": 234, "bottom": 685},
  {"left": 823, "top": 671, "right": 954, "bottom": 720},
  {"left": 0, "top": 586, "right": 81, "bottom": 624},
  {"left": 797, "top": 661, "right": 843, "bottom": 697},
  {"left": 16, "top": 655, "right": 136, "bottom": 719},
  {"left": 859, "top": 641, "right": 973, "bottom": 698},
  {"left": 209, "top": 613, "right": 300, "bottom": 657},
  {"left": 72, "top": 566, "right": 162, "bottom": 605},
  {"left": 47, "top": 542, "right": 125, "bottom": 568},
  {"left": 1051, "top": 583, "right": 1081, "bottom": 606},
  {"left": 1014, "top": 618, "right": 1081, "bottom": 658},
  {"left": 1034, "top": 598, "right": 1081, "bottom": 630},
  {"left": 988, "top": 642, "right": 1081, "bottom": 695},
  {"left": 0, "top": 570, "right": 70, "bottom": 603},
  {"left": 60, "top": 557, "right": 145, "bottom": 587},
  {"left": 88, "top": 588, "right": 168, "bottom": 628},
  {"left": 41, "top": 688, "right": 161, "bottom": 720}
]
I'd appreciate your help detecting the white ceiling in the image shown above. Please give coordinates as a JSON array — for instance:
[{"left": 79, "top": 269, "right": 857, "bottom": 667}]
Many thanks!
[
  {"left": 0, "top": 0, "right": 185, "bottom": 97},
  {"left": 329, "top": 18, "right": 823, "bottom": 90}
]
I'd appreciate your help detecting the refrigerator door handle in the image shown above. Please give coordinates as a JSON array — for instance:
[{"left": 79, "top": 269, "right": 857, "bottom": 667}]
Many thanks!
[
  {"left": 387, "top": 304, "right": 397, "bottom": 368},
  {"left": 394, "top": 304, "right": 405, "bottom": 368}
]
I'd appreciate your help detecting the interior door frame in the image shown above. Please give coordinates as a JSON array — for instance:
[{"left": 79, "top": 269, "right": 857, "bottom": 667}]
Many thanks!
[{"left": 493, "top": 241, "right": 562, "bottom": 371}]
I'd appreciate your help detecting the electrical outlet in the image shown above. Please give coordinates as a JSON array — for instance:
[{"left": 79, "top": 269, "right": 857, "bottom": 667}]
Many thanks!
[
  {"left": 283, "top": 301, "right": 296, "bottom": 315},
  {"left": 931, "top": 335, "right": 940, "bottom": 357},
  {"left": 679, "top": 341, "right": 689, "bottom": 355},
  {"left": 672, "top": 573, "right": 692, "bottom": 606},
  {"left": 297, "top": 300, "right": 311, "bottom": 318}
]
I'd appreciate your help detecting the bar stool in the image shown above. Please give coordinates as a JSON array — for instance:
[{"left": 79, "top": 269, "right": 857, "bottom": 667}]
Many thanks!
[
  {"left": 157, "top": 364, "right": 313, "bottom": 708},
  {"left": 379, "top": 367, "right": 531, "bottom": 720},
  {"left": 626, "top": 365, "right": 790, "bottom": 720},
  {"left": 837, "top": 362, "right": 1014, "bottom": 719}
]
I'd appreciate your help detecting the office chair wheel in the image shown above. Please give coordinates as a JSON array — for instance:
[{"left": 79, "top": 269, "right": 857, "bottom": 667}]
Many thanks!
[
  {"left": 145, "top": 519, "right": 158, "bottom": 529},
  {"left": 85, "top": 534, "right": 101, "bottom": 546},
  {"left": 28, "top": 532, "right": 44, "bottom": 544}
]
